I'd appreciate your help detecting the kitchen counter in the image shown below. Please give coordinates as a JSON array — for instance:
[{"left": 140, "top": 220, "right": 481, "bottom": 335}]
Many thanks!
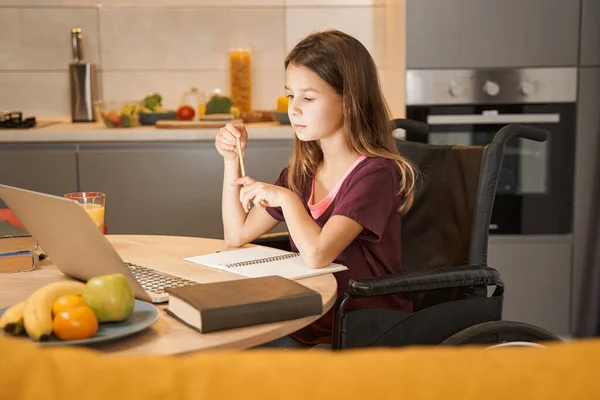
[
  {"left": 0, "top": 118, "right": 407, "bottom": 143},
  {"left": 0, "top": 118, "right": 295, "bottom": 143}
]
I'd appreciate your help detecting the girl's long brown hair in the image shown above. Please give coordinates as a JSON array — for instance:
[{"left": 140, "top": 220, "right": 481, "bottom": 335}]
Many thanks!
[{"left": 284, "top": 30, "right": 418, "bottom": 213}]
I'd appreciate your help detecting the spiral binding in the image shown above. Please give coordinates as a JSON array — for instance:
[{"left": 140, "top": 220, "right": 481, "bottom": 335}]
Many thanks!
[{"left": 225, "top": 252, "right": 300, "bottom": 269}]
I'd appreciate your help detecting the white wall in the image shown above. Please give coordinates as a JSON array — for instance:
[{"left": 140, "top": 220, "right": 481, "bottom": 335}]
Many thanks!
[{"left": 0, "top": 0, "right": 405, "bottom": 117}]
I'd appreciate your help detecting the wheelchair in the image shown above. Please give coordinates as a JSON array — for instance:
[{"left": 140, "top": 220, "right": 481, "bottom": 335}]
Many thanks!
[{"left": 253, "top": 119, "right": 561, "bottom": 349}]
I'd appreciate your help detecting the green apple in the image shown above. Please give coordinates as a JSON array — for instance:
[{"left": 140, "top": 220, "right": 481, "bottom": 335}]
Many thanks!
[{"left": 82, "top": 274, "right": 135, "bottom": 323}]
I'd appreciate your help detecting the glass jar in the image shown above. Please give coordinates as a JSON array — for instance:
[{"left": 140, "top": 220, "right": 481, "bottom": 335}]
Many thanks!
[
  {"left": 180, "top": 87, "right": 206, "bottom": 120},
  {"left": 229, "top": 48, "right": 252, "bottom": 113}
]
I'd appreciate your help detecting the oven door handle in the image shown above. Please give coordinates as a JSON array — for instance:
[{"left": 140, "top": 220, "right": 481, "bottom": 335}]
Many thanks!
[{"left": 427, "top": 113, "right": 560, "bottom": 125}]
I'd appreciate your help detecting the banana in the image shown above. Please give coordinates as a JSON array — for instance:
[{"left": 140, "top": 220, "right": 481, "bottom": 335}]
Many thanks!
[
  {"left": 0, "top": 301, "right": 26, "bottom": 336},
  {"left": 23, "top": 280, "right": 85, "bottom": 341}
]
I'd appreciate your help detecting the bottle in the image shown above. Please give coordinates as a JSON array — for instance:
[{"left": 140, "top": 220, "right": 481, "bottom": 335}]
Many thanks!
[
  {"left": 69, "top": 28, "right": 98, "bottom": 123},
  {"left": 229, "top": 48, "right": 252, "bottom": 113}
]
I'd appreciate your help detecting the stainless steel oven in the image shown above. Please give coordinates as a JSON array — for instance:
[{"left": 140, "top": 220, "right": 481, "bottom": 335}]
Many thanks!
[{"left": 406, "top": 68, "right": 577, "bottom": 235}]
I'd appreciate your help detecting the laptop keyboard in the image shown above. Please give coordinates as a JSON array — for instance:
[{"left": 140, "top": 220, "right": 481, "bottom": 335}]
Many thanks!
[{"left": 125, "top": 262, "right": 197, "bottom": 295}]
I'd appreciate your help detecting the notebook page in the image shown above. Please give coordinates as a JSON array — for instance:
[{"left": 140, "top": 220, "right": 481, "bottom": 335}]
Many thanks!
[
  {"left": 184, "top": 246, "right": 292, "bottom": 270},
  {"left": 224, "top": 256, "right": 347, "bottom": 280},
  {"left": 184, "top": 246, "right": 347, "bottom": 279}
]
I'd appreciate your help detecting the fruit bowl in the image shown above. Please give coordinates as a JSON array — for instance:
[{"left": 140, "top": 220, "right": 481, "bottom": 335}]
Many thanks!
[
  {"left": 95, "top": 100, "right": 142, "bottom": 128},
  {"left": 0, "top": 299, "right": 159, "bottom": 346},
  {"left": 139, "top": 111, "right": 177, "bottom": 126},
  {"left": 0, "top": 275, "right": 156, "bottom": 346}
]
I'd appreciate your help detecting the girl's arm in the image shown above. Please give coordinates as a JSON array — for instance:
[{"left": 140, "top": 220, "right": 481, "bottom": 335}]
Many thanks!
[
  {"left": 235, "top": 177, "right": 363, "bottom": 268},
  {"left": 280, "top": 193, "right": 363, "bottom": 268},
  {"left": 217, "top": 124, "right": 280, "bottom": 247}
]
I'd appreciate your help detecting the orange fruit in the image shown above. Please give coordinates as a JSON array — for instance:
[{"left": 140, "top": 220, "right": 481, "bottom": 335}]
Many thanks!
[
  {"left": 52, "top": 294, "right": 87, "bottom": 316},
  {"left": 53, "top": 306, "right": 98, "bottom": 341}
]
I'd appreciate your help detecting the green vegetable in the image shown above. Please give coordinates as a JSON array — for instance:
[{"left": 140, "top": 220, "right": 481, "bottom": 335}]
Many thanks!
[
  {"left": 205, "top": 94, "right": 234, "bottom": 115},
  {"left": 120, "top": 113, "right": 133, "bottom": 127},
  {"left": 141, "top": 93, "right": 164, "bottom": 113}
]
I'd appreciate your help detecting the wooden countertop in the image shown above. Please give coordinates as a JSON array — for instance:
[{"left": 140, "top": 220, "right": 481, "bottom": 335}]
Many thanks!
[{"left": 0, "top": 118, "right": 295, "bottom": 143}]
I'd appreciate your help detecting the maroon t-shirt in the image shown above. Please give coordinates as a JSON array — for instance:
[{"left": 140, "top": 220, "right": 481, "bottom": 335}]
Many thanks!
[{"left": 266, "top": 157, "right": 413, "bottom": 344}]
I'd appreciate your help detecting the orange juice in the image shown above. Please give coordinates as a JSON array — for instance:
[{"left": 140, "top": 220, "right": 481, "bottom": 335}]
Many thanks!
[
  {"left": 82, "top": 203, "right": 105, "bottom": 231},
  {"left": 64, "top": 192, "right": 106, "bottom": 233}
]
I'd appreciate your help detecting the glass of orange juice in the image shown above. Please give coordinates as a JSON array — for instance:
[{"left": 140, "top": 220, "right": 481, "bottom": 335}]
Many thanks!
[{"left": 64, "top": 192, "right": 106, "bottom": 233}]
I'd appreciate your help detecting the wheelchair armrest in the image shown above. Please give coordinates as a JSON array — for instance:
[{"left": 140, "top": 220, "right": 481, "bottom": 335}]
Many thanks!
[{"left": 347, "top": 265, "right": 500, "bottom": 298}]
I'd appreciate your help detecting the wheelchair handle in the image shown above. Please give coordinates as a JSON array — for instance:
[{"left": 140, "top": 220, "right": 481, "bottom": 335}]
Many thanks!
[
  {"left": 392, "top": 118, "right": 430, "bottom": 136},
  {"left": 493, "top": 124, "right": 548, "bottom": 144},
  {"left": 470, "top": 123, "right": 548, "bottom": 266}
]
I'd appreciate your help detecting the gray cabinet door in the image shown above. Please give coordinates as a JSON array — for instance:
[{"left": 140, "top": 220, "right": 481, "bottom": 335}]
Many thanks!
[
  {"left": 572, "top": 67, "right": 600, "bottom": 333},
  {"left": 488, "top": 236, "right": 572, "bottom": 336},
  {"left": 0, "top": 143, "right": 78, "bottom": 209},
  {"left": 580, "top": 0, "right": 600, "bottom": 66},
  {"left": 77, "top": 141, "right": 292, "bottom": 239},
  {"left": 407, "top": 0, "right": 580, "bottom": 69}
]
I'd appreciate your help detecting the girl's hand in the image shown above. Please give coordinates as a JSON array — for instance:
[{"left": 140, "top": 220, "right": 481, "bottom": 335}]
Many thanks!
[
  {"left": 215, "top": 123, "right": 248, "bottom": 160},
  {"left": 232, "top": 176, "right": 293, "bottom": 213}
]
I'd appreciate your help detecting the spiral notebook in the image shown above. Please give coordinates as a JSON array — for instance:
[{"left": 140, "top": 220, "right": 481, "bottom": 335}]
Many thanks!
[{"left": 184, "top": 246, "right": 347, "bottom": 280}]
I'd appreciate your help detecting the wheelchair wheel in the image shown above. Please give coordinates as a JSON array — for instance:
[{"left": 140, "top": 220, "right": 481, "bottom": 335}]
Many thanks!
[{"left": 440, "top": 320, "right": 561, "bottom": 346}]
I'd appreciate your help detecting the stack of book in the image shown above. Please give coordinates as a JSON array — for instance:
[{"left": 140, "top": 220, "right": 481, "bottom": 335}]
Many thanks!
[{"left": 0, "top": 220, "right": 36, "bottom": 273}]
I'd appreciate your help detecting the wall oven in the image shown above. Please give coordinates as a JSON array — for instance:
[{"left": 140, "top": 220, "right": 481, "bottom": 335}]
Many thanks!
[{"left": 405, "top": 68, "right": 577, "bottom": 235}]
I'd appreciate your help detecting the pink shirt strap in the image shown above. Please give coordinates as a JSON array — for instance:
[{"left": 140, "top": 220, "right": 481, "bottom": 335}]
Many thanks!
[{"left": 308, "top": 155, "right": 367, "bottom": 219}]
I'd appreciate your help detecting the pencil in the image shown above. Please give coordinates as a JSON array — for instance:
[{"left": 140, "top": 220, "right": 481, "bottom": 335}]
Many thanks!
[
  {"left": 236, "top": 137, "right": 246, "bottom": 177},
  {"left": 237, "top": 136, "right": 253, "bottom": 209}
]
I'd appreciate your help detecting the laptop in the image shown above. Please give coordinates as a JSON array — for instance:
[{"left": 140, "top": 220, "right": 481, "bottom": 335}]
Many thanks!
[{"left": 0, "top": 184, "right": 203, "bottom": 303}]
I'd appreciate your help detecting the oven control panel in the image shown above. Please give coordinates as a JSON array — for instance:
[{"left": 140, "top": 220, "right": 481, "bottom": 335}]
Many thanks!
[{"left": 406, "top": 68, "right": 577, "bottom": 105}]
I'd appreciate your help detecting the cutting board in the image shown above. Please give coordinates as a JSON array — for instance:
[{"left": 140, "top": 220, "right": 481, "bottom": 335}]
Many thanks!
[{"left": 155, "top": 119, "right": 243, "bottom": 129}]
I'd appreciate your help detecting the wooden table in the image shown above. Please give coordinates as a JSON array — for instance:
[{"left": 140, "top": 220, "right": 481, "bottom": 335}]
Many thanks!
[{"left": 0, "top": 235, "right": 338, "bottom": 355}]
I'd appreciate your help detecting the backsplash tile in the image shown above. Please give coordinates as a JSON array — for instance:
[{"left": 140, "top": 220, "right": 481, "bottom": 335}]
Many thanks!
[
  {"left": 101, "top": 71, "right": 227, "bottom": 110},
  {"left": 0, "top": 0, "right": 282, "bottom": 5},
  {"left": 252, "top": 68, "right": 286, "bottom": 110},
  {"left": 0, "top": 0, "right": 96, "bottom": 5},
  {"left": 99, "top": 7, "right": 285, "bottom": 70},
  {"left": 0, "top": 2, "right": 397, "bottom": 117},
  {"left": 0, "top": 72, "right": 70, "bottom": 116},
  {"left": 286, "top": 0, "right": 384, "bottom": 5},
  {"left": 101, "top": 68, "right": 284, "bottom": 110},
  {"left": 377, "top": 67, "right": 403, "bottom": 117},
  {"left": 285, "top": 6, "right": 386, "bottom": 68},
  {"left": 99, "top": 0, "right": 284, "bottom": 5},
  {"left": 0, "top": 8, "right": 99, "bottom": 70}
]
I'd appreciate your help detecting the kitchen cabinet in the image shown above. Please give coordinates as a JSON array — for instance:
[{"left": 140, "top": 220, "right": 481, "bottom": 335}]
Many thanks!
[
  {"left": 580, "top": 0, "right": 600, "bottom": 66},
  {"left": 406, "top": 0, "right": 580, "bottom": 69},
  {"left": 572, "top": 67, "right": 600, "bottom": 333},
  {"left": 77, "top": 140, "right": 292, "bottom": 239},
  {"left": 488, "top": 235, "right": 572, "bottom": 336},
  {"left": 0, "top": 143, "right": 78, "bottom": 209}
]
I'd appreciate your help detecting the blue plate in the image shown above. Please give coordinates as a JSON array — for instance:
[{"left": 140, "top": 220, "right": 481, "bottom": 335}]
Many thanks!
[{"left": 0, "top": 299, "right": 159, "bottom": 346}]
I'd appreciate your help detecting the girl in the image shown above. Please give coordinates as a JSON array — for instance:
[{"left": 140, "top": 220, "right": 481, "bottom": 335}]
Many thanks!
[{"left": 215, "top": 30, "right": 418, "bottom": 348}]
